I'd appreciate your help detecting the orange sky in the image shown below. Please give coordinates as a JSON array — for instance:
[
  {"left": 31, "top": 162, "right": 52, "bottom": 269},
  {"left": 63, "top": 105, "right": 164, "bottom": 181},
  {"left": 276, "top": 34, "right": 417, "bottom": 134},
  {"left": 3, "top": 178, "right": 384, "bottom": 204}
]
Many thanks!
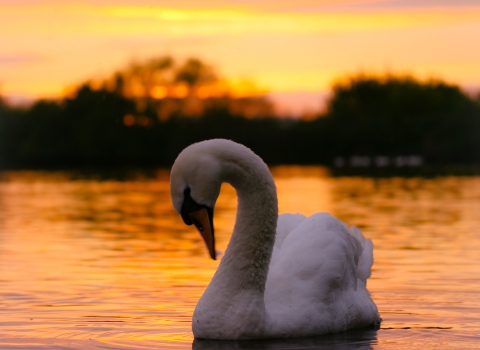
[{"left": 1, "top": 0, "right": 480, "bottom": 114}]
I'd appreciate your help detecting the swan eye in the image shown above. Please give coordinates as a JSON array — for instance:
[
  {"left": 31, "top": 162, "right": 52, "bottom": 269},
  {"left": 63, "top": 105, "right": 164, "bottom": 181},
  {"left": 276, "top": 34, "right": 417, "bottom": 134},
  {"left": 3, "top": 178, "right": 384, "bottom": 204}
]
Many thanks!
[{"left": 192, "top": 218, "right": 204, "bottom": 232}]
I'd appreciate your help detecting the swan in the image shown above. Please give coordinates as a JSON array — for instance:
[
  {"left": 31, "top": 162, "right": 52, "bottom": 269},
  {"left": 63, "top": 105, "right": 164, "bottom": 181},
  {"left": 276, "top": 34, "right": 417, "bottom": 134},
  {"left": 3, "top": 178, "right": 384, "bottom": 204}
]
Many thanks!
[{"left": 170, "top": 139, "right": 380, "bottom": 340}]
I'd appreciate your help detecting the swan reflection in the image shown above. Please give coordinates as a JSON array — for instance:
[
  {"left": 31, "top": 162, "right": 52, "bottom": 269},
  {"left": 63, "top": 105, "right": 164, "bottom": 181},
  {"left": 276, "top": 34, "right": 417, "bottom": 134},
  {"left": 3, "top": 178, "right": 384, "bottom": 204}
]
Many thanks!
[{"left": 193, "top": 327, "right": 378, "bottom": 350}]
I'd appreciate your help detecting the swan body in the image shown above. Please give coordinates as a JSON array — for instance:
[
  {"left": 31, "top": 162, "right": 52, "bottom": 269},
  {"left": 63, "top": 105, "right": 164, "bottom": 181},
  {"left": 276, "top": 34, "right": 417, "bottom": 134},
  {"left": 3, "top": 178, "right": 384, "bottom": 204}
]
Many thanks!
[{"left": 170, "top": 139, "right": 380, "bottom": 339}]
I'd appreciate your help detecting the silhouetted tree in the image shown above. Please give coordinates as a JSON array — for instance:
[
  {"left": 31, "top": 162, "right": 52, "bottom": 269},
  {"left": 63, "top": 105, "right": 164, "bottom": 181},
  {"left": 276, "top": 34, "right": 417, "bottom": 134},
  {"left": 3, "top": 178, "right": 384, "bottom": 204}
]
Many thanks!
[
  {"left": 323, "top": 74, "right": 480, "bottom": 163},
  {"left": 174, "top": 58, "right": 216, "bottom": 89},
  {"left": 0, "top": 70, "right": 479, "bottom": 170}
]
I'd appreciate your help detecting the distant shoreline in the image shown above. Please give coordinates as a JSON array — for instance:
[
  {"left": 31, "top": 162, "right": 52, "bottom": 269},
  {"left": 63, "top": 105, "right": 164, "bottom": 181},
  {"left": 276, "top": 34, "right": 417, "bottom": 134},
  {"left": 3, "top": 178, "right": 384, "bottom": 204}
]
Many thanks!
[{"left": 1, "top": 164, "right": 479, "bottom": 179}]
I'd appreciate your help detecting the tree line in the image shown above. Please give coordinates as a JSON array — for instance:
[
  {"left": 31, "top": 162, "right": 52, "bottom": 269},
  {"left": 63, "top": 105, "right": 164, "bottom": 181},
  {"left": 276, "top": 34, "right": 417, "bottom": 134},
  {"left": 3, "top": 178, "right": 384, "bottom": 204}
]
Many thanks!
[{"left": 1, "top": 57, "right": 479, "bottom": 169}]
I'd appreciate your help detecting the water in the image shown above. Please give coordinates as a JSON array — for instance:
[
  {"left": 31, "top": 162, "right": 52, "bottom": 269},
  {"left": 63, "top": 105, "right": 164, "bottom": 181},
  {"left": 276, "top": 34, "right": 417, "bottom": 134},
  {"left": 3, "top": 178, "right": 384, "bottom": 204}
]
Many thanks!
[{"left": 0, "top": 168, "right": 479, "bottom": 349}]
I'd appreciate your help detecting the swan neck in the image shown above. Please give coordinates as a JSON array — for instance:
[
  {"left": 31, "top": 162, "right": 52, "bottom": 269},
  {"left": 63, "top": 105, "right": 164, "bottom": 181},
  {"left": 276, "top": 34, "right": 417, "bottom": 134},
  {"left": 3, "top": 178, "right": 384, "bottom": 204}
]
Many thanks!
[
  {"left": 192, "top": 141, "right": 278, "bottom": 338},
  {"left": 213, "top": 152, "right": 278, "bottom": 293}
]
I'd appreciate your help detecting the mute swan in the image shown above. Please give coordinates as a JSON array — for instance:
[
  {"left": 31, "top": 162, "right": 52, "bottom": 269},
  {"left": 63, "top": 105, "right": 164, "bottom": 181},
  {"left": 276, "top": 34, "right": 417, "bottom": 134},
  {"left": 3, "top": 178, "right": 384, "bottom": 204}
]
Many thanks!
[{"left": 170, "top": 139, "right": 380, "bottom": 340}]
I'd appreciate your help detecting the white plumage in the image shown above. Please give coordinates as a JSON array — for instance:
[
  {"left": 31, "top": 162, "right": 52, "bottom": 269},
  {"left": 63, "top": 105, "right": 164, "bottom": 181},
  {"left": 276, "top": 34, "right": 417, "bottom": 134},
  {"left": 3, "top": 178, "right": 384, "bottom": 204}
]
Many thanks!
[{"left": 170, "top": 139, "right": 380, "bottom": 340}]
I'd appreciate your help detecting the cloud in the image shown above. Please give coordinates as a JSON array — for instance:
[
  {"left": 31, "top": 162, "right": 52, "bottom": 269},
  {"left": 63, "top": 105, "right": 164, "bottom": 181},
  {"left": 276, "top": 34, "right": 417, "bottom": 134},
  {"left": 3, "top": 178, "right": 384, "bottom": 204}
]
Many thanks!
[
  {"left": 2, "top": 0, "right": 479, "bottom": 12},
  {"left": 305, "top": 0, "right": 480, "bottom": 12},
  {"left": 102, "top": 5, "right": 480, "bottom": 36},
  {"left": 0, "top": 54, "right": 42, "bottom": 65}
]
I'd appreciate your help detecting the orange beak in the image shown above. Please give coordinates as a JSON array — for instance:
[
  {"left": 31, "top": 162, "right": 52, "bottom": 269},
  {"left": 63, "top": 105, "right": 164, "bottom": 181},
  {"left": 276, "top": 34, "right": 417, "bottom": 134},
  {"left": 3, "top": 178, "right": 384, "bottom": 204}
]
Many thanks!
[{"left": 189, "top": 208, "right": 216, "bottom": 260}]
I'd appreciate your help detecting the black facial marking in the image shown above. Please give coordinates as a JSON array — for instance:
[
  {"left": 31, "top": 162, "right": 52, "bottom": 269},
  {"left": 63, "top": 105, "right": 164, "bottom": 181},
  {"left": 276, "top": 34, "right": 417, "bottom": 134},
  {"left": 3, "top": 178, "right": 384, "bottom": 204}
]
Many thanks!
[
  {"left": 180, "top": 187, "right": 214, "bottom": 234},
  {"left": 181, "top": 188, "right": 198, "bottom": 225}
]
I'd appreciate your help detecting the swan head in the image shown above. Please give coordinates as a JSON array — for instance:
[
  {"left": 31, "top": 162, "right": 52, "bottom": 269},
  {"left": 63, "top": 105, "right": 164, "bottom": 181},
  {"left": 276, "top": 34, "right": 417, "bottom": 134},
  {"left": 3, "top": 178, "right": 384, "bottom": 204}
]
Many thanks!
[{"left": 170, "top": 141, "right": 224, "bottom": 260}]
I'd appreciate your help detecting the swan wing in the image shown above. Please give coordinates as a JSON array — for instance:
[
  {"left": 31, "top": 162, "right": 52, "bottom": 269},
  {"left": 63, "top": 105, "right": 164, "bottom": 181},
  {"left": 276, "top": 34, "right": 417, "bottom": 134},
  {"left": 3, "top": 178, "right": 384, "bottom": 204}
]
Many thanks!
[
  {"left": 265, "top": 212, "right": 378, "bottom": 336},
  {"left": 272, "top": 213, "right": 307, "bottom": 251}
]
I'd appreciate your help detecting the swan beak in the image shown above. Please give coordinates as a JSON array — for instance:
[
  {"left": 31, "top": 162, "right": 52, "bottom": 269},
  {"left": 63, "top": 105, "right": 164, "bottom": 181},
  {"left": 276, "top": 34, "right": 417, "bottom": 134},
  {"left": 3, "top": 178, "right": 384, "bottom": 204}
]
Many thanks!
[{"left": 189, "top": 208, "right": 216, "bottom": 260}]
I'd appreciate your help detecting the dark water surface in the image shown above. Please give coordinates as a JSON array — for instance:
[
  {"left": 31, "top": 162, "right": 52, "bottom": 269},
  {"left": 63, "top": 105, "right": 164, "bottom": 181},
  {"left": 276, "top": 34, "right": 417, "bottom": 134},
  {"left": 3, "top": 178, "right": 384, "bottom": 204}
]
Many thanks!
[{"left": 0, "top": 168, "right": 479, "bottom": 349}]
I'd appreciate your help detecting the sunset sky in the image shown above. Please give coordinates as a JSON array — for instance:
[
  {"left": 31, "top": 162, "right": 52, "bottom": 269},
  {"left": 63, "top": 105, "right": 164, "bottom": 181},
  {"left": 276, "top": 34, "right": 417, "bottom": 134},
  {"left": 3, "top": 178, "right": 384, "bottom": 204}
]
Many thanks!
[{"left": 1, "top": 0, "right": 480, "bottom": 114}]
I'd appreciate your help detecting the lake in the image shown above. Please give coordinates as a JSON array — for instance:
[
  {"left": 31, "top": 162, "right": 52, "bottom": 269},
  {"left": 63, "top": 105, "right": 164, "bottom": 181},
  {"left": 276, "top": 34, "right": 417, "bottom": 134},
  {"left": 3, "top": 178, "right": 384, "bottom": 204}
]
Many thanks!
[{"left": 0, "top": 168, "right": 479, "bottom": 349}]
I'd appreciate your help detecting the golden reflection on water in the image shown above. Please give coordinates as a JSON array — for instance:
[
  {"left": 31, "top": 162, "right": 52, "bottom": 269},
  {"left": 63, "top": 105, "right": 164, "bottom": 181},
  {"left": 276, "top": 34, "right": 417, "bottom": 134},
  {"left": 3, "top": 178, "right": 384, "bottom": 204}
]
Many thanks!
[{"left": 0, "top": 168, "right": 479, "bottom": 349}]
